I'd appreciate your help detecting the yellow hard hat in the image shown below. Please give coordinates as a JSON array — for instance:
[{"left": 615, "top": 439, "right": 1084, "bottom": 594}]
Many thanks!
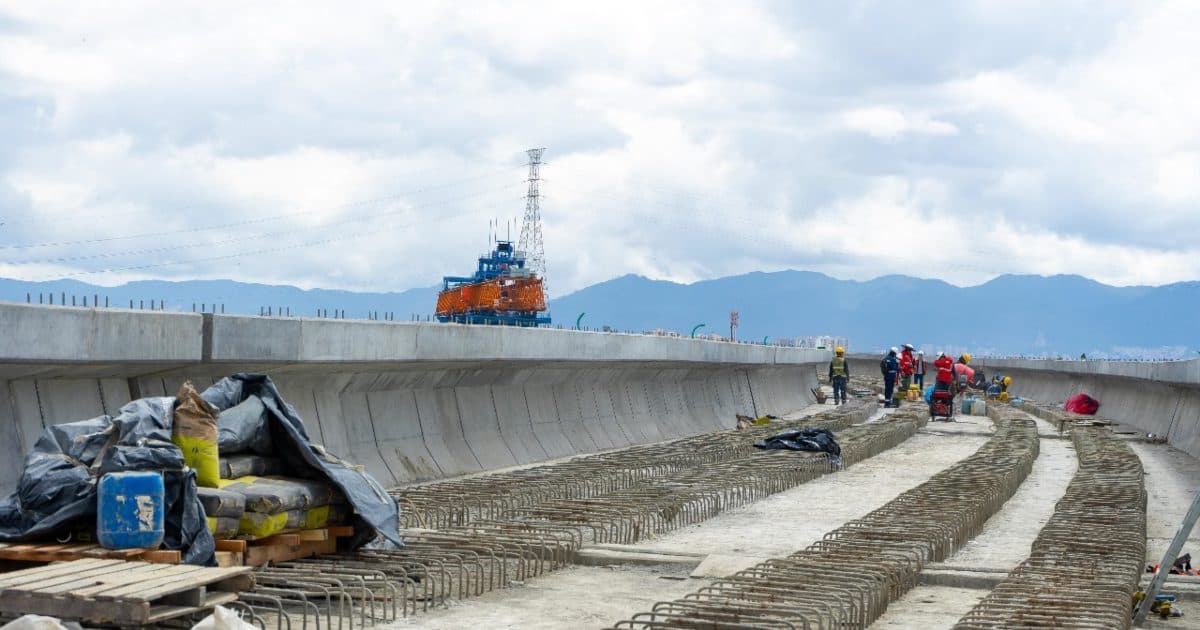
[
  {"left": 835, "top": 346, "right": 845, "bottom": 354},
  {"left": 1003, "top": 376, "right": 1012, "bottom": 386},
  {"left": 962, "top": 352, "right": 972, "bottom": 364}
]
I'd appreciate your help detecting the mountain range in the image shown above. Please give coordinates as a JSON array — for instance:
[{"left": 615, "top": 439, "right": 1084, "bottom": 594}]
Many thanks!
[{"left": 1, "top": 271, "right": 1195, "bottom": 357}]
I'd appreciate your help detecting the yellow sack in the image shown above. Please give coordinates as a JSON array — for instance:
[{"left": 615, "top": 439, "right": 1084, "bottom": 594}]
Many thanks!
[
  {"left": 207, "top": 516, "right": 240, "bottom": 538},
  {"left": 174, "top": 381, "right": 220, "bottom": 488},
  {"left": 238, "top": 505, "right": 350, "bottom": 538},
  {"left": 238, "top": 511, "right": 290, "bottom": 539}
]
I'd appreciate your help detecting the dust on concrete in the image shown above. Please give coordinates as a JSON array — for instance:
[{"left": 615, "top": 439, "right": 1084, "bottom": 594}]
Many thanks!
[
  {"left": 631, "top": 413, "right": 994, "bottom": 559},
  {"left": 939, "top": 413, "right": 1077, "bottom": 571},
  {"left": 871, "top": 586, "right": 987, "bottom": 627},
  {"left": 385, "top": 563, "right": 706, "bottom": 630},
  {"left": 871, "top": 414, "right": 1078, "bottom": 628},
  {"left": 1130, "top": 440, "right": 1200, "bottom": 565}
]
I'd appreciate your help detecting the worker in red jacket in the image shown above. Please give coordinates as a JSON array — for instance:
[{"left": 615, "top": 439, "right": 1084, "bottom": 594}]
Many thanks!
[
  {"left": 934, "top": 351, "right": 955, "bottom": 393},
  {"left": 897, "top": 344, "right": 915, "bottom": 404}
]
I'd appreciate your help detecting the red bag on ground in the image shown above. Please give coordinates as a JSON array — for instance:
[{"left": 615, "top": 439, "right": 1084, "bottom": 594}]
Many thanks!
[{"left": 1064, "top": 393, "right": 1100, "bottom": 415}]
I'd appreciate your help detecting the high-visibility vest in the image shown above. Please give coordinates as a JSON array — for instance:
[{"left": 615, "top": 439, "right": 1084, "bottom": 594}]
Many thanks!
[{"left": 831, "top": 356, "right": 847, "bottom": 377}]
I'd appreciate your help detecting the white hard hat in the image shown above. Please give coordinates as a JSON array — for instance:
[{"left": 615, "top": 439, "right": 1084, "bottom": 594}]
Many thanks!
[
  {"left": 937, "top": 351, "right": 946, "bottom": 358},
  {"left": 904, "top": 343, "right": 914, "bottom": 350},
  {"left": 890, "top": 346, "right": 899, "bottom": 354},
  {"left": 917, "top": 350, "right": 925, "bottom": 355}
]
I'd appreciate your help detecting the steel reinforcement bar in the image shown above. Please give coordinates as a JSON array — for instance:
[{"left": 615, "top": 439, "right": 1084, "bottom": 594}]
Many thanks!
[
  {"left": 606, "top": 405, "right": 1040, "bottom": 630},
  {"left": 953, "top": 424, "right": 1146, "bottom": 629},
  {"left": 241, "top": 400, "right": 926, "bottom": 627},
  {"left": 479, "top": 408, "right": 927, "bottom": 546},
  {"left": 394, "top": 399, "right": 880, "bottom": 529}
]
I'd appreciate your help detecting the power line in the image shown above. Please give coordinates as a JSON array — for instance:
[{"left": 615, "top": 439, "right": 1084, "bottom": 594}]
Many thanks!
[
  {"left": 0, "top": 169, "right": 520, "bottom": 250},
  {"left": 0, "top": 184, "right": 522, "bottom": 266},
  {"left": 0, "top": 164, "right": 521, "bottom": 228},
  {"left": 33, "top": 194, "right": 526, "bottom": 280}
]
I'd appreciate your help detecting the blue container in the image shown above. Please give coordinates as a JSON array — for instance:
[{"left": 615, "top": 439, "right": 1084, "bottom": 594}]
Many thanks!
[{"left": 97, "top": 471, "right": 165, "bottom": 550}]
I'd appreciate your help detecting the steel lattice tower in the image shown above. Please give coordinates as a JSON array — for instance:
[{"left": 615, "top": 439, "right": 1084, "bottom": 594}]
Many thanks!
[{"left": 518, "top": 148, "right": 548, "bottom": 298}]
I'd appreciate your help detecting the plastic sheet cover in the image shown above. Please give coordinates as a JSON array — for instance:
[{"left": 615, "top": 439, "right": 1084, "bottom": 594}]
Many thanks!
[
  {"left": 0, "top": 396, "right": 216, "bottom": 564},
  {"left": 0, "top": 373, "right": 402, "bottom": 565}
]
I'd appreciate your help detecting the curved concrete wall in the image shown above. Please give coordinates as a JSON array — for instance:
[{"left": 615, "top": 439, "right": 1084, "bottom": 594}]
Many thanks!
[
  {"left": 972, "top": 357, "right": 1200, "bottom": 459},
  {"left": 845, "top": 352, "right": 1200, "bottom": 460},
  {"left": 0, "top": 304, "right": 825, "bottom": 492}
]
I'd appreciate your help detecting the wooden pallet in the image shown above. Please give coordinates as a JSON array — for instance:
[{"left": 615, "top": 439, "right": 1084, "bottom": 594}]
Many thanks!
[
  {"left": 0, "top": 543, "right": 177, "bottom": 564},
  {"left": 0, "top": 558, "right": 254, "bottom": 625},
  {"left": 218, "top": 525, "right": 355, "bottom": 567}
]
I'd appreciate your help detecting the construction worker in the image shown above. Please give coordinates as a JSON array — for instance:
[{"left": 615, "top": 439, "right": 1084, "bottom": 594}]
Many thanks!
[
  {"left": 914, "top": 350, "right": 927, "bottom": 390},
  {"left": 954, "top": 352, "right": 975, "bottom": 392},
  {"left": 898, "top": 344, "right": 916, "bottom": 404},
  {"left": 934, "top": 351, "right": 955, "bottom": 393},
  {"left": 829, "top": 347, "right": 850, "bottom": 405},
  {"left": 882, "top": 348, "right": 900, "bottom": 407}
]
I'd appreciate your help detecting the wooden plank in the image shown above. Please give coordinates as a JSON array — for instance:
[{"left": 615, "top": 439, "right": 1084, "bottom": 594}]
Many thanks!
[
  {"left": 159, "top": 585, "right": 206, "bottom": 607},
  {"left": 0, "top": 559, "right": 126, "bottom": 588},
  {"left": 89, "top": 565, "right": 212, "bottom": 600},
  {"left": 328, "top": 525, "right": 355, "bottom": 537},
  {"left": 214, "top": 551, "right": 243, "bottom": 568},
  {"left": 60, "top": 565, "right": 189, "bottom": 597},
  {"left": 249, "top": 533, "right": 301, "bottom": 547},
  {"left": 144, "top": 591, "right": 239, "bottom": 624},
  {"left": 140, "top": 549, "right": 182, "bottom": 564},
  {"left": 214, "top": 539, "right": 246, "bottom": 553},
  {"left": 300, "top": 539, "right": 338, "bottom": 556},
  {"left": 99, "top": 566, "right": 249, "bottom": 602},
  {"left": 244, "top": 543, "right": 301, "bottom": 567},
  {"left": 298, "top": 529, "right": 328, "bottom": 542},
  {"left": 211, "top": 574, "right": 255, "bottom": 592},
  {"left": 79, "top": 547, "right": 144, "bottom": 559},
  {"left": 33, "top": 564, "right": 175, "bottom": 596}
]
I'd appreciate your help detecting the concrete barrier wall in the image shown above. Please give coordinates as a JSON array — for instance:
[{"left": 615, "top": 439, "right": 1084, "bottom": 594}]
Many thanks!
[
  {"left": 0, "top": 304, "right": 825, "bottom": 492},
  {"left": 846, "top": 352, "right": 1200, "bottom": 459},
  {"left": 972, "top": 357, "right": 1200, "bottom": 459}
]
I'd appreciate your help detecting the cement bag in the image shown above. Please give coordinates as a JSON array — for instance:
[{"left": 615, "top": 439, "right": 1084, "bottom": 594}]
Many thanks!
[
  {"left": 197, "top": 487, "right": 245, "bottom": 519},
  {"left": 206, "top": 516, "right": 240, "bottom": 539},
  {"left": 190, "top": 606, "right": 257, "bottom": 630},
  {"left": 219, "top": 455, "right": 283, "bottom": 480},
  {"left": 0, "top": 615, "right": 76, "bottom": 630},
  {"left": 217, "top": 476, "right": 341, "bottom": 513},
  {"left": 238, "top": 504, "right": 350, "bottom": 538},
  {"left": 174, "top": 382, "right": 221, "bottom": 488}
]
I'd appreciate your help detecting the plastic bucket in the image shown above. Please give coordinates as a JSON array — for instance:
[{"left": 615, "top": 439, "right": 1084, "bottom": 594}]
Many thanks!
[{"left": 97, "top": 471, "right": 165, "bottom": 550}]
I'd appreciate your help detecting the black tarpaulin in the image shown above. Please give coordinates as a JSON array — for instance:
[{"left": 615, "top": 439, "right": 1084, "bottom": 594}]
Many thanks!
[
  {"left": 753, "top": 427, "right": 842, "bottom": 465},
  {"left": 201, "top": 374, "right": 401, "bottom": 549},
  {"left": 0, "top": 397, "right": 216, "bottom": 565},
  {"left": 0, "top": 372, "right": 402, "bottom": 565}
]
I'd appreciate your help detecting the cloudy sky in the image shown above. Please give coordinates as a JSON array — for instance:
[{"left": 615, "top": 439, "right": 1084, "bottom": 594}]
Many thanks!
[{"left": 0, "top": 1, "right": 1197, "bottom": 295}]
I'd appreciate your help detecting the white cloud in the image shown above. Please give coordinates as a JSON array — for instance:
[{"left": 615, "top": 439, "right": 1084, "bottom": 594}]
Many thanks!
[
  {"left": 840, "top": 106, "right": 959, "bottom": 140},
  {"left": 0, "top": 0, "right": 1196, "bottom": 295}
]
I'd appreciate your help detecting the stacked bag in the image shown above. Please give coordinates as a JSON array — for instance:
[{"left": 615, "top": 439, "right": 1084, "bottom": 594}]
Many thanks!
[{"left": 175, "top": 382, "right": 351, "bottom": 540}]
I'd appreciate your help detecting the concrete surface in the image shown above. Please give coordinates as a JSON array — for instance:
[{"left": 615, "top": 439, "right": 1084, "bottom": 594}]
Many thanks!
[
  {"left": 0, "top": 302, "right": 826, "bottom": 492},
  {"left": 938, "top": 414, "right": 1076, "bottom": 571},
  {"left": 1132, "top": 439, "right": 1200, "bottom": 565},
  {"left": 871, "top": 586, "right": 988, "bottom": 628},
  {"left": 869, "top": 413, "right": 1077, "bottom": 629},
  {"left": 392, "top": 408, "right": 998, "bottom": 629},
  {"left": 386, "top": 563, "right": 706, "bottom": 630},
  {"left": 629, "top": 414, "right": 994, "bottom": 559}
]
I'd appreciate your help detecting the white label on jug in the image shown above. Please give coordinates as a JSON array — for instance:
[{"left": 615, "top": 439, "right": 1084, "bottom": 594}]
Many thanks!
[{"left": 135, "top": 495, "right": 156, "bottom": 531}]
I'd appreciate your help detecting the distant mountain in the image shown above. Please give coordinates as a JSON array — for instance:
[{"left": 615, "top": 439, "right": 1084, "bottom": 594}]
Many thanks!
[
  {"left": 548, "top": 271, "right": 1200, "bottom": 358},
  {"left": 0, "top": 271, "right": 1195, "bottom": 357},
  {"left": 0, "top": 278, "right": 439, "bottom": 321}
]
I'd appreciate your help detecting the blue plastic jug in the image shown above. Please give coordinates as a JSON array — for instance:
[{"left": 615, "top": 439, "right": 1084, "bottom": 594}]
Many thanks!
[{"left": 97, "top": 471, "right": 165, "bottom": 550}]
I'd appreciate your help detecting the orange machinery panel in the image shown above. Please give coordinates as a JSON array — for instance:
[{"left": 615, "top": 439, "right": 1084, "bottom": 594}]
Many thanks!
[{"left": 436, "top": 277, "right": 546, "bottom": 316}]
